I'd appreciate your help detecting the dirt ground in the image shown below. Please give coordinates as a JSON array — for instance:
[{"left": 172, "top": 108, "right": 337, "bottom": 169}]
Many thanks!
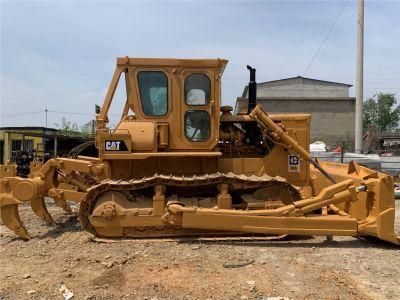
[{"left": 0, "top": 201, "right": 399, "bottom": 300}]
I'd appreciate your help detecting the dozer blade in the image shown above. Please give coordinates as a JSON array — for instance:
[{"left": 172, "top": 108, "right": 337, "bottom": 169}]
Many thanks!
[
  {"left": 31, "top": 197, "right": 54, "bottom": 225},
  {"left": 1, "top": 205, "right": 30, "bottom": 240},
  {"left": 311, "top": 161, "right": 400, "bottom": 245}
]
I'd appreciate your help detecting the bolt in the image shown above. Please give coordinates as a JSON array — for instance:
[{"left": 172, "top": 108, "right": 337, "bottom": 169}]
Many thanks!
[
  {"left": 356, "top": 185, "right": 368, "bottom": 192},
  {"left": 103, "top": 205, "right": 116, "bottom": 220}
]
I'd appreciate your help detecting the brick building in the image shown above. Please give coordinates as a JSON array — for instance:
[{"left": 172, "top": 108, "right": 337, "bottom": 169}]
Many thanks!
[{"left": 236, "top": 76, "right": 355, "bottom": 148}]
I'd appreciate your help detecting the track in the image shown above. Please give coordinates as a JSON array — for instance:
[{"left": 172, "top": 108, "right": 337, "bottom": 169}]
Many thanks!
[{"left": 79, "top": 172, "right": 302, "bottom": 237}]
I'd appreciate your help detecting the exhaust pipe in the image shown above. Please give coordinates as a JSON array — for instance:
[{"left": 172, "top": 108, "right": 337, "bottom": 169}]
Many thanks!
[
  {"left": 245, "top": 65, "right": 258, "bottom": 144},
  {"left": 247, "top": 65, "right": 257, "bottom": 114}
]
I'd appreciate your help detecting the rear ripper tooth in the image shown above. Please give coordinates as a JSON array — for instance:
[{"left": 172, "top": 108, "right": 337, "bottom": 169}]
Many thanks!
[
  {"left": 53, "top": 198, "right": 72, "bottom": 213},
  {"left": 31, "top": 197, "right": 54, "bottom": 225},
  {"left": 1, "top": 205, "right": 30, "bottom": 240}
]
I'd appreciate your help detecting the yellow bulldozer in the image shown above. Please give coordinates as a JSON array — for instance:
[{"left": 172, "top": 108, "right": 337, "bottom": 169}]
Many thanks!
[{"left": 0, "top": 57, "right": 399, "bottom": 244}]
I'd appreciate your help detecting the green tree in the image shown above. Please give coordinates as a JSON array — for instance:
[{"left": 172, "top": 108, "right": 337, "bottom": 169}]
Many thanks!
[
  {"left": 81, "top": 120, "right": 95, "bottom": 137},
  {"left": 55, "top": 118, "right": 96, "bottom": 137},
  {"left": 54, "top": 117, "right": 79, "bottom": 135},
  {"left": 363, "top": 93, "right": 400, "bottom": 132}
]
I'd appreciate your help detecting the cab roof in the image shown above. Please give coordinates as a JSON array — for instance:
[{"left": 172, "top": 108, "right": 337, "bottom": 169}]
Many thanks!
[{"left": 116, "top": 57, "right": 228, "bottom": 74}]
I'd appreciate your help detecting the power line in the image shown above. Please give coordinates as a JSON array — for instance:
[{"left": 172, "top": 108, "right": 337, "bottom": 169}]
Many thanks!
[
  {"left": 47, "top": 110, "right": 120, "bottom": 117},
  {"left": 47, "top": 110, "right": 95, "bottom": 116},
  {"left": 0, "top": 109, "right": 120, "bottom": 118},
  {"left": 303, "top": 0, "right": 350, "bottom": 76},
  {"left": 1, "top": 93, "right": 103, "bottom": 102},
  {"left": 1, "top": 87, "right": 101, "bottom": 97},
  {"left": 0, "top": 111, "right": 44, "bottom": 118}
]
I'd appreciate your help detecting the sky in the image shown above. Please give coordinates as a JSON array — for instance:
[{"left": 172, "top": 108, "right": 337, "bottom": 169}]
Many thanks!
[{"left": 1, "top": 0, "right": 399, "bottom": 128}]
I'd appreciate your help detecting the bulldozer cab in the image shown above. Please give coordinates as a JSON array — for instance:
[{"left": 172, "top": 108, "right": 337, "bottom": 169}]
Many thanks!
[{"left": 96, "top": 57, "right": 228, "bottom": 158}]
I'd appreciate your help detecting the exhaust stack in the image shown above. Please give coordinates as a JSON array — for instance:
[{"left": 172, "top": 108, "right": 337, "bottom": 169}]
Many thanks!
[{"left": 247, "top": 65, "right": 257, "bottom": 113}]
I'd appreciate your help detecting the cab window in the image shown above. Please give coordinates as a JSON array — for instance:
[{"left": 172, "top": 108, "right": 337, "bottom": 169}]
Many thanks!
[
  {"left": 185, "top": 110, "right": 210, "bottom": 141},
  {"left": 137, "top": 71, "right": 168, "bottom": 116},
  {"left": 185, "top": 74, "right": 210, "bottom": 105}
]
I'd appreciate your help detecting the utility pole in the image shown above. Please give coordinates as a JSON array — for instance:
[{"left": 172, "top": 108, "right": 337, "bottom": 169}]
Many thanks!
[
  {"left": 43, "top": 108, "right": 48, "bottom": 162},
  {"left": 355, "top": 0, "right": 364, "bottom": 153}
]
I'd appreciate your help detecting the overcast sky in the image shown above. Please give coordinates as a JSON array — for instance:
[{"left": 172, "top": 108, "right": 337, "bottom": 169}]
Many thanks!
[{"left": 1, "top": 0, "right": 399, "bottom": 128}]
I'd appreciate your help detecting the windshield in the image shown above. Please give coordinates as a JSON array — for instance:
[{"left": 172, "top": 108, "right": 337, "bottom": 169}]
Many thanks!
[{"left": 137, "top": 71, "right": 168, "bottom": 116}]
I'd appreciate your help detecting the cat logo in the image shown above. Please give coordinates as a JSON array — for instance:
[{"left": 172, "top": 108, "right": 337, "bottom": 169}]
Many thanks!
[
  {"left": 104, "top": 140, "right": 128, "bottom": 151},
  {"left": 288, "top": 155, "right": 300, "bottom": 172}
]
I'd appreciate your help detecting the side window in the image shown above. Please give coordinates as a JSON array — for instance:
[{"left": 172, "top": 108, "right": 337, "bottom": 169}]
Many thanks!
[
  {"left": 185, "top": 110, "right": 210, "bottom": 141},
  {"left": 137, "top": 71, "right": 168, "bottom": 116},
  {"left": 185, "top": 74, "right": 210, "bottom": 105}
]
